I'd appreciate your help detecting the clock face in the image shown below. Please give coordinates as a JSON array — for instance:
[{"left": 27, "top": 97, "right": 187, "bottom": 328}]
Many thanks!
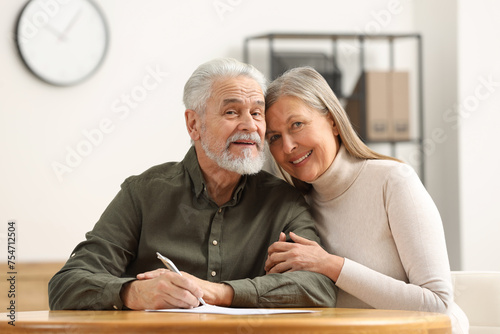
[{"left": 16, "top": 0, "right": 108, "bottom": 86}]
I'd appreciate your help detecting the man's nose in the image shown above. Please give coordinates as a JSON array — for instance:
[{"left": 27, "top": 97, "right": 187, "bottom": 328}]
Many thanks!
[{"left": 238, "top": 112, "right": 258, "bottom": 132}]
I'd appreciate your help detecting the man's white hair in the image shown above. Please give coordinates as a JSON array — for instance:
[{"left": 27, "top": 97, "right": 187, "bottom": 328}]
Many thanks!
[{"left": 183, "top": 58, "right": 267, "bottom": 115}]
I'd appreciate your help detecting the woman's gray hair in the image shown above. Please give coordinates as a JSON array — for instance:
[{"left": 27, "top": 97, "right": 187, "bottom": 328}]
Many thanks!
[{"left": 183, "top": 58, "right": 267, "bottom": 115}]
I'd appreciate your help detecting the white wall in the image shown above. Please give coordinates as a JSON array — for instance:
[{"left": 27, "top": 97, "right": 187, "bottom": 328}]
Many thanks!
[
  {"left": 2, "top": 0, "right": 497, "bottom": 270},
  {"left": 457, "top": 0, "right": 500, "bottom": 270},
  {"left": 413, "top": 0, "right": 461, "bottom": 269}
]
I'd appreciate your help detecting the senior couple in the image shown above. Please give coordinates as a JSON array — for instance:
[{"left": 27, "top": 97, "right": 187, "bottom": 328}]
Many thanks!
[{"left": 49, "top": 58, "right": 468, "bottom": 333}]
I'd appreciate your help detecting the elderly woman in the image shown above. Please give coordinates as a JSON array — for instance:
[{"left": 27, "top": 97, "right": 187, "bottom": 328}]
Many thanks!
[{"left": 263, "top": 67, "right": 468, "bottom": 334}]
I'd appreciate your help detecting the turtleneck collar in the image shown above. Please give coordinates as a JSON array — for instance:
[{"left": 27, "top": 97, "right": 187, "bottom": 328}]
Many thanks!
[{"left": 309, "top": 143, "right": 366, "bottom": 202}]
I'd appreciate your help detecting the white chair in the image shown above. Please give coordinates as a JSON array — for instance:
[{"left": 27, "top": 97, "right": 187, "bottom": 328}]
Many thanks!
[{"left": 451, "top": 271, "right": 500, "bottom": 334}]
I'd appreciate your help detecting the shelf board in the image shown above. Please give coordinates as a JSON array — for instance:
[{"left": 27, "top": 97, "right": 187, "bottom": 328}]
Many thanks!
[
  {"left": 364, "top": 139, "right": 422, "bottom": 144},
  {"left": 246, "top": 32, "right": 421, "bottom": 41}
]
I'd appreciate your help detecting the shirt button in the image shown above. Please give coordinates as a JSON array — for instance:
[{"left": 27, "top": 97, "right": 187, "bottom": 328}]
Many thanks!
[
  {"left": 211, "top": 271, "right": 217, "bottom": 277},
  {"left": 212, "top": 240, "right": 218, "bottom": 246},
  {"left": 113, "top": 305, "right": 118, "bottom": 310},
  {"left": 218, "top": 208, "right": 222, "bottom": 213},
  {"left": 70, "top": 253, "right": 76, "bottom": 258}
]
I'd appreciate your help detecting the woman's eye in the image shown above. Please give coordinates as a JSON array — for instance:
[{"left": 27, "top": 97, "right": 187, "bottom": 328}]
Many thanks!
[
  {"left": 292, "top": 122, "right": 303, "bottom": 129},
  {"left": 268, "top": 134, "right": 281, "bottom": 144}
]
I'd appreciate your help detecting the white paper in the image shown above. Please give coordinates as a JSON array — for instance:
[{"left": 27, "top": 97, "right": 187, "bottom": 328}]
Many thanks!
[{"left": 147, "top": 304, "right": 317, "bottom": 315}]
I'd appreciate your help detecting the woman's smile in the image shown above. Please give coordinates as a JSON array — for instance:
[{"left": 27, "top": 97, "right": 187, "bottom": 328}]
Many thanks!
[{"left": 290, "top": 150, "right": 313, "bottom": 165}]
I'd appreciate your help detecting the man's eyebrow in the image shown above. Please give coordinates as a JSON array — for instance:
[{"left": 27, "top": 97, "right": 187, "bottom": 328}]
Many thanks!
[
  {"left": 222, "top": 99, "right": 265, "bottom": 106},
  {"left": 222, "top": 98, "right": 243, "bottom": 106}
]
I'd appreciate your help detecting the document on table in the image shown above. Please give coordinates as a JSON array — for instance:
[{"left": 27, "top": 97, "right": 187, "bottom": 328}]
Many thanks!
[{"left": 147, "top": 304, "right": 317, "bottom": 315}]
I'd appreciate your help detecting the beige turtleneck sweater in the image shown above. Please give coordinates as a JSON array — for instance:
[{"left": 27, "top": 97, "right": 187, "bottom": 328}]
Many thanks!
[{"left": 307, "top": 144, "right": 468, "bottom": 334}]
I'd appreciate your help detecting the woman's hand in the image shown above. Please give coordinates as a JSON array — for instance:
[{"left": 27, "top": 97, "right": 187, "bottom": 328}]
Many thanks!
[{"left": 265, "top": 232, "right": 344, "bottom": 282}]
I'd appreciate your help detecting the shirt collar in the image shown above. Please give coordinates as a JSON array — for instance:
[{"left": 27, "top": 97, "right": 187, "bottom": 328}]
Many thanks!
[
  {"left": 183, "top": 146, "right": 205, "bottom": 197},
  {"left": 183, "top": 146, "right": 248, "bottom": 205}
]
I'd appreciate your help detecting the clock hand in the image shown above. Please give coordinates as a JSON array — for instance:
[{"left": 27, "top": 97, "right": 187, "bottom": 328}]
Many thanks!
[
  {"left": 58, "top": 8, "right": 83, "bottom": 42},
  {"left": 45, "top": 24, "right": 67, "bottom": 41}
]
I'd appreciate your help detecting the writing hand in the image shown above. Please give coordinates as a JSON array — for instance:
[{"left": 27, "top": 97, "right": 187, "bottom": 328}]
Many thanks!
[
  {"left": 136, "top": 269, "right": 234, "bottom": 307},
  {"left": 180, "top": 272, "right": 234, "bottom": 307},
  {"left": 121, "top": 270, "right": 203, "bottom": 310}
]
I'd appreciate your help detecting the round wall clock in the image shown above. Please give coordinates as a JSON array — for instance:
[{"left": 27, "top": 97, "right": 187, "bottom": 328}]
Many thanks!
[{"left": 15, "top": 0, "right": 109, "bottom": 86}]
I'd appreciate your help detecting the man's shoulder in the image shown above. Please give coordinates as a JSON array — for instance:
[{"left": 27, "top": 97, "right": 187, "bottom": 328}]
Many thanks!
[
  {"left": 245, "top": 171, "right": 311, "bottom": 218},
  {"left": 123, "top": 160, "right": 185, "bottom": 186},
  {"left": 251, "top": 169, "right": 287, "bottom": 185},
  {"left": 249, "top": 170, "right": 303, "bottom": 197}
]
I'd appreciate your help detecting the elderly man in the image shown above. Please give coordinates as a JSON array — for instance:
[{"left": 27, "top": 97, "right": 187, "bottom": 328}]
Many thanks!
[{"left": 49, "top": 58, "right": 337, "bottom": 310}]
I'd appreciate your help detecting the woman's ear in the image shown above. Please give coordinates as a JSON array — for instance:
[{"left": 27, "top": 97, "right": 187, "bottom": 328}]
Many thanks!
[
  {"left": 332, "top": 123, "right": 340, "bottom": 136},
  {"left": 326, "top": 113, "right": 340, "bottom": 136},
  {"left": 185, "top": 109, "right": 201, "bottom": 141}
]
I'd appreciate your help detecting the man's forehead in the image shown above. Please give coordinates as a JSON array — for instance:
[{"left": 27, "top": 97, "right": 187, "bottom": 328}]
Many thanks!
[{"left": 212, "top": 77, "right": 264, "bottom": 98}]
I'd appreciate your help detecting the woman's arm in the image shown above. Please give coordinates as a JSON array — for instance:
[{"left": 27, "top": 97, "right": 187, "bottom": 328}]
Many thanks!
[
  {"left": 334, "top": 166, "right": 453, "bottom": 312},
  {"left": 265, "top": 166, "right": 454, "bottom": 313}
]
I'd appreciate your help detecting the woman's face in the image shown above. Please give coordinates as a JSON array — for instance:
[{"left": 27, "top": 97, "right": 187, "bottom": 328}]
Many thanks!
[{"left": 266, "top": 96, "right": 340, "bottom": 183}]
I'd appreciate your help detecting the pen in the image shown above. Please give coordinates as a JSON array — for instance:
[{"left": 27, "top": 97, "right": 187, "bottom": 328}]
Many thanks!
[{"left": 156, "top": 252, "right": 207, "bottom": 305}]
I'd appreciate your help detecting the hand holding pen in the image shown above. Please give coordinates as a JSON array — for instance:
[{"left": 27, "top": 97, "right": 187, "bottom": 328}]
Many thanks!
[
  {"left": 156, "top": 252, "right": 207, "bottom": 306},
  {"left": 123, "top": 254, "right": 206, "bottom": 310}
]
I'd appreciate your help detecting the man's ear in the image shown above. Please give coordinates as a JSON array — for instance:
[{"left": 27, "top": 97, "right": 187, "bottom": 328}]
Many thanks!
[{"left": 185, "top": 109, "right": 201, "bottom": 141}]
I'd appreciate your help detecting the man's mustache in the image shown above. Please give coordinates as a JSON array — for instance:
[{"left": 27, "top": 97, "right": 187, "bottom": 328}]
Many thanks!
[{"left": 226, "top": 132, "right": 262, "bottom": 150}]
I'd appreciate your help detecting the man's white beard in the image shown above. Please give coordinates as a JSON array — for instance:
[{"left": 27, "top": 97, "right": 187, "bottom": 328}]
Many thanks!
[{"left": 200, "top": 131, "right": 265, "bottom": 175}]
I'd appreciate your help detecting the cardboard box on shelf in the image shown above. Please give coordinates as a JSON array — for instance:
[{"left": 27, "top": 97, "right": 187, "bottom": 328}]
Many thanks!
[
  {"left": 344, "top": 71, "right": 410, "bottom": 142},
  {"left": 391, "top": 71, "right": 410, "bottom": 141}
]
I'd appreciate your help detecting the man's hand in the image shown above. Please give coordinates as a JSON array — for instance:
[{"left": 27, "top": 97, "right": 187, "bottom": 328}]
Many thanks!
[
  {"left": 265, "top": 232, "right": 344, "bottom": 282},
  {"left": 181, "top": 271, "right": 234, "bottom": 307},
  {"left": 133, "top": 269, "right": 234, "bottom": 307},
  {"left": 120, "top": 270, "right": 204, "bottom": 310}
]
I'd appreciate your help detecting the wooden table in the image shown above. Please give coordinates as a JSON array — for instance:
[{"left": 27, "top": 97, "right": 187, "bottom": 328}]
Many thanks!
[{"left": 1, "top": 308, "right": 451, "bottom": 333}]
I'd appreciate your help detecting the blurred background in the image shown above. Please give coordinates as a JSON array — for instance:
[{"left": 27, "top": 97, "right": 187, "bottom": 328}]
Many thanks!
[{"left": 1, "top": 0, "right": 499, "bottom": 275}]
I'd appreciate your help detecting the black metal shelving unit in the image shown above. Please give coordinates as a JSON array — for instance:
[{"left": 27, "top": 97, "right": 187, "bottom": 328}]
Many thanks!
[{"left": 243, "top": 32, "right": 425, "bottom": 184}]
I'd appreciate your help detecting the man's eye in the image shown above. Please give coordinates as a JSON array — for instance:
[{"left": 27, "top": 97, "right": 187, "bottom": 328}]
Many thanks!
[
  {"left": 292, "top": 122, "right": 303, "bottom": 128},
  {"left": 226, "top": 110, "right": 236, "bottom": 115}
]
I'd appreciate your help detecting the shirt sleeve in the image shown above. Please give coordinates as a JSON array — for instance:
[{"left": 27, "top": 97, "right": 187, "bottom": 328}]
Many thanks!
[
  {"left": 48, "top": 179, "right": 141, "bottom": 310},
  {"left": 225, "top": 199, "right": 338, "bottom": 308},
  {"left": 335, "top": 165, "right": 453, "bottom": 313},
  {"left": 226, "top": 271, "right": 336, "bottom": 307}
]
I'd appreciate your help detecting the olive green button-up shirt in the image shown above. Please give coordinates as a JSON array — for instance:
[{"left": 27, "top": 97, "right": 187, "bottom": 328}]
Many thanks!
[{"left": 49, "top": 147, "right": 337, "bottom": 310}]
